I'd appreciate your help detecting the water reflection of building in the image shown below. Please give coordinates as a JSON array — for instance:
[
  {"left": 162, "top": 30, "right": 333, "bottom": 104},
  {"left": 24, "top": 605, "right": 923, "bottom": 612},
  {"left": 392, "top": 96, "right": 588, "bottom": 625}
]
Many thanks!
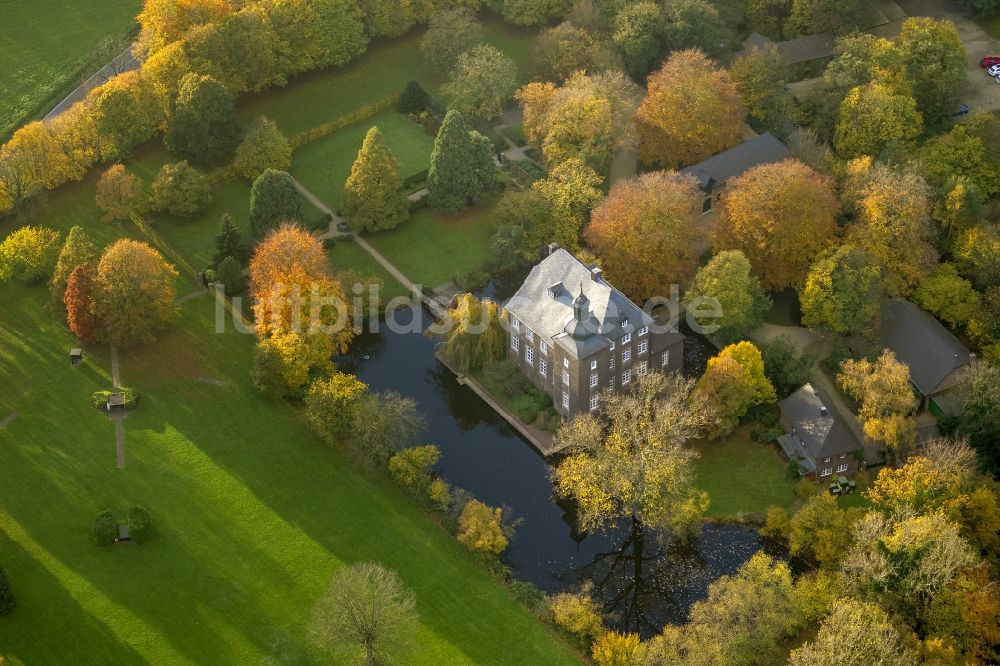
[{"left": 503, "top": 245, "right": 684, "bottom": 417}]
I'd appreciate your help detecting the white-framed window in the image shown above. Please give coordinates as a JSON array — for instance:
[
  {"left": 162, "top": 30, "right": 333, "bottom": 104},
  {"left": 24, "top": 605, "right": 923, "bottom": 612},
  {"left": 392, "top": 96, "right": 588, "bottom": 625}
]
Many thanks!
[
  {"left": 823, "top": 457, "right": 831, "bottom": 463},
  {"left": 590, "top": 359, "right": 598, "bottom": 370},
  {"left": 622, "top": 370, "right": 631, "bottom": 386},
  {"left": 539, "top": 359, "right": 547, "bottom": 377},
  {"left": 839, "top": 453, "right": 846, "bottom": 459},
  {"left": 609, "top": 356, "right": 615, "bottom": 370},
  {"left": 622, "top": 348, "right": 631, "bottom": 364},
  {"left": 510, "top": 317, "right": 520, "bottom": 331},
  {"left": 540, "top": 340, "right": 548, "bottom": 355},
  {"left": 637, "top": 361, "right": 648, "bottom": 375},
  {"left": 638, "top": 340, "right": 647, "bottom": 355},
  {"left": 835, "top": 463, "right": 849, "bottom": 473},
  {"left": 563, "top": 370, "right": 570, "bottom": 386},
  {"left": 562, "top": 391, "right": 569, "bottom": 409},
  {"left": 609, "top": 340, "right": 615, "bottom": 351},
  {"left": 526, "top": 346, "right": 534, "bottom": 366},
  {"left": 512, "top": 334, "right": 519, "bottom": 352},
  {"left": 589, "top": 394, "right": 599, "bottom": 411},
  {"left": 661, "top": 350, "right": 669, "bottom": 367},
  {"left": 526, "top": 329, "right": 534, "bottom": 342},
  {"left": 590, "top": 372, "right": 598, "bottom": 388},
  {"left": 563, "top": 358, "right": 569, "bottom": 368},
  {"left": 608, "top": 375, "right": 615, "bottom": 389},
  {"left": 638, "top": 326, "right": 648, "bottom": 337},
  {"left": 622, "top": 318, "right": 629, "bottom": 328},
  {"left": 820, "top": 467, "right": 833, "bottom": 477},
  {"left": 622, "top": 333, "right": 632, "bottom": 345}
]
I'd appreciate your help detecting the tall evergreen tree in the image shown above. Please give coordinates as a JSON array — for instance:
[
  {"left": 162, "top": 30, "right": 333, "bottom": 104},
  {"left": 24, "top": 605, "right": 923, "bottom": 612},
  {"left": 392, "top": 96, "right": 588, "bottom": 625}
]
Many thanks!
[
  {"left": 342, "top": 126, "right": 409, "bottom": 232},
  {"left": 214, "top": 213, "right": 245, "bottom": 266},
  {"left": 216, "top": 255, "right": 244, "bottom": 295},
  {"left": 49, "top": 225, "right": 98, "bottom": 310},
  {"left": 164, "top": 73, "right": 242, "bottom": 166},
  {"left": 249, "top": 169, "right": 301, "bottom": 238},
  {"left": 427, "top": 110, "right": 497, "bottom": 213}
]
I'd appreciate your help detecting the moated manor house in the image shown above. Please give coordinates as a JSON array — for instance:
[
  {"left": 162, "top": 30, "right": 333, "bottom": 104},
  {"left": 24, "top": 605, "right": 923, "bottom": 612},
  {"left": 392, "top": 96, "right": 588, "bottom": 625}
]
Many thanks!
[{"left": 503, "top": 247, "right": 684, "bottom": 417}]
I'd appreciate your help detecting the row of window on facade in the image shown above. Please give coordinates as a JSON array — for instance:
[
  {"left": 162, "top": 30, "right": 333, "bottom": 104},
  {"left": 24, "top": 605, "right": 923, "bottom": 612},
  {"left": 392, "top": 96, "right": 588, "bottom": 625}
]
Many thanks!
[
  {"left": 820, "top": 462, "right": 850, "bottom": 477},
  {"left": 512, "top": 335, "right": 669, "bottom": 412},
  {"left": 510, "top": 317, "right": 649, "bottom": 342}
]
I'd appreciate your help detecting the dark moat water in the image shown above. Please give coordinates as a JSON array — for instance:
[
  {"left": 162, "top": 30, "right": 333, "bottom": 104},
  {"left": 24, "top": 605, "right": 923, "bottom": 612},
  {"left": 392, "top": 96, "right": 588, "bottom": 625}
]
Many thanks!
[{"left": 337, "top": 302, "right": 770, "bottom": 636}]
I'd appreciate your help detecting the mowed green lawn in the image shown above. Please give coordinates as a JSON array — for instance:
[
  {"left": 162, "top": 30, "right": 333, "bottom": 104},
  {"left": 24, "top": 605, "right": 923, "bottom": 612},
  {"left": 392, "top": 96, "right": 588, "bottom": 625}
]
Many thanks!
[
  {"left": 693, "top": 428, "right": 797, "bottom": 519},
  {"left": 0, "top": 276, "right": 579, "bottom": 664},
  {"left": 328, "top": 239, "right": 411, "bottom": 301},
  {"left": 292, "top": 110, "right": 434, "bottom": 211},
  {"left": 365, "top": 203, "right": 497, "bottom": 289},
  {"left": 237, "top": 18, "right": 536, "bottom": 135},
  {"left": 0, "top": 0, "right": 142, "bottom": 140}
]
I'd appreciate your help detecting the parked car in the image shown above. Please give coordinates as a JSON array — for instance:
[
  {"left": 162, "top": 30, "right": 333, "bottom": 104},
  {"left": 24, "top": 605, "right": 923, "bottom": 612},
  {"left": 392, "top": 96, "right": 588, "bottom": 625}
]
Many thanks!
[
  {"left": 988, "top": 64, "right": 1000, "bottom": 76},
  {"left": 982, "top": 56, "right": 1000, "bottom": 68},
  {"left": 336, "top": 220, "right": 350, "bottom": 233},
  {"left": 953, "top": 104, "right": 970, "bottom": 116}
]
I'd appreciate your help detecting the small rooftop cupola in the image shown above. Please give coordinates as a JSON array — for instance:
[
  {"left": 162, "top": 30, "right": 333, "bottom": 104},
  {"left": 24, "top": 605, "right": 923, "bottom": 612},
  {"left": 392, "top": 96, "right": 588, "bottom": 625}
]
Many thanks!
[{"left": 573, "top": 284, "right": 589, "bottom": 322}]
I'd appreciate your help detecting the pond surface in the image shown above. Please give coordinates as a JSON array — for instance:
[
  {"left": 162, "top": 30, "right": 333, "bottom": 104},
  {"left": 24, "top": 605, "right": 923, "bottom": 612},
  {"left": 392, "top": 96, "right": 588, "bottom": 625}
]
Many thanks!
[{"left": 337, "top": 303, "right": 771, "bottom": 636}]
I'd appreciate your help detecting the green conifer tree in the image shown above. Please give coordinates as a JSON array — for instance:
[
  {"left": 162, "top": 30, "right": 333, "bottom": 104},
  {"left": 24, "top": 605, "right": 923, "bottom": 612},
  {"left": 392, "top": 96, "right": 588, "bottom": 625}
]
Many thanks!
[{"left": 342, "top": 127, "right": 409, "bottom": 232}]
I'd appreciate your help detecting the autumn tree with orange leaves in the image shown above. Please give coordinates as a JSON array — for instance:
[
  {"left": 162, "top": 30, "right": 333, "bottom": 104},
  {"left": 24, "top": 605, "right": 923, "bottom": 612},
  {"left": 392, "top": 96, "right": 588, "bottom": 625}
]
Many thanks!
[
  {"left": 249, "top": 224, "right": 354, "bottom": 397},
  {"left": 585, "top": 171, "right": 703, "bottom": 300},
  {"left": 712, "top": 159, "right": 839, "bottom": 291},
  {"left": 635, "top": 49, "right": 745, "bottom": 168}
]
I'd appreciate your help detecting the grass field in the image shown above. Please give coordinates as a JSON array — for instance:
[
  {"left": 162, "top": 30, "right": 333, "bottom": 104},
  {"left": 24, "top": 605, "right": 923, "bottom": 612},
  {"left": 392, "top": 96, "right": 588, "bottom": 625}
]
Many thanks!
[
  {"left": 0, "top": 0, "right": 142, "bottom": 141},
  {"left": 694, "top": 428, "right": 798, "bottom": 519},
  {"left": 365, "top": 203, "right": 497, "bottom": 289},
  {"left": 236, "top": 18, "right": 536, "bottom": 136},
  {"left": 292, "top": 110, "right": 434, "bottom": 210},
  {"left": 328, "top": 239, "right": 411, "bottom": 301},
  {"left": 0, "top": 260, "right": 578, "bottom": 666}
]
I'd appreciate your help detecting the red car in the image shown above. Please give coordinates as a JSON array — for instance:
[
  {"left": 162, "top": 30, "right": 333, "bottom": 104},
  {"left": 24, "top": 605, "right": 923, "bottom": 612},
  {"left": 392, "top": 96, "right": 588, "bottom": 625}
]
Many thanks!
[{"left": 981, "top": 56, "right": 1000, "bottom": 68}]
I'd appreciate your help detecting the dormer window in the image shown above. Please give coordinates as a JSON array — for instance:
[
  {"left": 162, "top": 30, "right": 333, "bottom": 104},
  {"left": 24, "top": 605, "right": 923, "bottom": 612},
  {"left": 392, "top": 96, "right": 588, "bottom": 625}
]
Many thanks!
[
  {"left": 621, "top": 318, "right": 629, "bottom": 328},
  {"left": 511, "top": 317, "right": 520, "bottom": 331},
  {"left": 638, "top": 326, "right": 648, "bottom": 337}
]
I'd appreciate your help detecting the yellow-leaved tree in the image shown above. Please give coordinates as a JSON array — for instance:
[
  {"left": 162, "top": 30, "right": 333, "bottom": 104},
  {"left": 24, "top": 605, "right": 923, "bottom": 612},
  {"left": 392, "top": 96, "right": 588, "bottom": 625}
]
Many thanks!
[
  {"left": 696, "top": 341, "right": 776, "bottom": 438},
  {"left": 552, "top": 372, "right": 715, "bottom": 540},
  {"left": 838, "top": 350, "right": 918, "bottom": 461}
]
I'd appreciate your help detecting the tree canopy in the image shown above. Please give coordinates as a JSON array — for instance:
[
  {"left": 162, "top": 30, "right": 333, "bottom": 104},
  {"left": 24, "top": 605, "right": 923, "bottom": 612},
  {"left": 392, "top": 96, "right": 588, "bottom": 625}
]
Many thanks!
[
  {"left": 636, "top": 49, "right": 745, "bottom": 168},
  {"left": 585, "top": 170, "right": 703, "bottom": 300}
]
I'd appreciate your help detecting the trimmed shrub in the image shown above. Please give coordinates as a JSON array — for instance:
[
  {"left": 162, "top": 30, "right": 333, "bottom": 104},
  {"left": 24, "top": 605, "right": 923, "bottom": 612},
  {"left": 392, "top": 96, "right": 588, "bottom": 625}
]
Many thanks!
[
  {"left": 403, "top": 169, "right": 429, "bottom": 188},
  {"left": 397, "top": 80, "right": 432, "bottom": 115},
  {"left": 90, "top": 387, "right": 139, "bottom": 410},
  {"left": 92, "top": 510, "right": 117, "bottom": 546},
  {"left": 215, "top": 256, "right": 244, "bottom": 296},
  {"left": 127, "top": 506, "right": 154, "bottom": 544},
  {"left": 0, "top": 566, "right": 15, "bottom": 615}
]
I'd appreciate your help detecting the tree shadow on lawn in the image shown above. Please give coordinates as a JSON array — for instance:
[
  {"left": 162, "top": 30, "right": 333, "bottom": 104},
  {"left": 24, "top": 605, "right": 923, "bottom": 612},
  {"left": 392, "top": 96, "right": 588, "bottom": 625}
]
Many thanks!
[
  {"left": 118, "top": 311, "right": 575, "bottom": 663},
  {"left": 3, "top": 425, "right": 332, "bottom": 662},
  {"left": 0, "top": 532, "right": 147, "bottom": 665}
]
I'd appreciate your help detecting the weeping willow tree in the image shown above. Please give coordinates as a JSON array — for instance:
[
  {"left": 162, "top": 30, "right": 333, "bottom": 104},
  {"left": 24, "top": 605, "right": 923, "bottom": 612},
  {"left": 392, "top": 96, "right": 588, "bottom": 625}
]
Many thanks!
[{"left": 437, "top": 293, "right": 506, "bottom": 372}]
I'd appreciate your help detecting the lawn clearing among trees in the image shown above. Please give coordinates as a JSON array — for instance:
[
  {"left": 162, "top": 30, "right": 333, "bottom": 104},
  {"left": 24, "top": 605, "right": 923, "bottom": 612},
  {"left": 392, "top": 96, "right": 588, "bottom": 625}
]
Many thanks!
[
  {"left": 0, "top": 279, "right": 579, "bottom": 665},
  {"left": 693, "top": 427, "right": 797, "bottom": 519}
]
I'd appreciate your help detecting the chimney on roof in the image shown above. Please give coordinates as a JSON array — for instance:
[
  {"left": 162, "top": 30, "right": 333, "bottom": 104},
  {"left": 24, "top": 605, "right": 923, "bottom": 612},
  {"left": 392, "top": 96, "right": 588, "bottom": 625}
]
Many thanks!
[
  {"left": 548, "top": 243, "right": 560, "bottom": 256},
  {"left": 590, "top": 266, "right": 602, "bottom": 282},
  {"left": 820, "top": 406, "right": 828, "bottom": 417}
]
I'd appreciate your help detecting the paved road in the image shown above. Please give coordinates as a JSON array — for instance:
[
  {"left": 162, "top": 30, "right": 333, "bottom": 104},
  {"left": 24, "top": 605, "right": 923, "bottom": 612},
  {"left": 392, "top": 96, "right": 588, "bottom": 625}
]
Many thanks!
[{"left": 44, "top": 47, "right": 139, "bottom": 121}]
